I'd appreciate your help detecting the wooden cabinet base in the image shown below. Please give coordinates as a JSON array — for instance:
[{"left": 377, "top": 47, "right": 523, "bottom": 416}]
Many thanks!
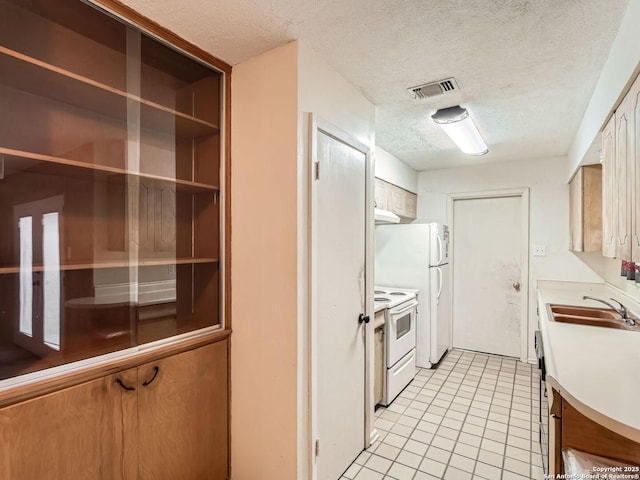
[
  {"left": 551, "top": 390, "right": 640, "bottom": 475},
  {"left": 0, "top": 373, "right": 132, "bottom": 479},
  {"left": 561, "top": 400, "right": 640, "bottom": 466},
  {"left": 0, "top": 339, "right": 228, "bottom": 480},
  {"left": 137, "top": 341, "right": 228, "bottom": 480}
]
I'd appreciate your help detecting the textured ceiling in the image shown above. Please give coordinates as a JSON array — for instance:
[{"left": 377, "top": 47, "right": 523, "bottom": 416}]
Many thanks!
[{"left": 118, "top": 0, "right": 629, "bottom": 171}]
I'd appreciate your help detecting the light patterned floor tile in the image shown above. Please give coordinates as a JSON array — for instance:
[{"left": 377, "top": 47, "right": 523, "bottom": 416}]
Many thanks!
[
  {"left": 386, "top": 462, "right": 416, "bottom": 480},
  {"left": 347, "top": 350, "right": 539, "bottom": 480}
]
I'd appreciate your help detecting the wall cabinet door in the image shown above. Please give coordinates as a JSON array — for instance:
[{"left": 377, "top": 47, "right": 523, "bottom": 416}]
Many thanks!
[
  {"left": 602, "top": 115, "right": 617, "bottom": 257},
  {"left": 405, "top": 193, "right": 417, "bottom": 218},
  {"left": 615, "top": 92, "right": 633, "bottom": 259},
  {"left": 374, "top": 178, "right": 389, "bottom": 210},
  {"left": 390, "top": 187, "right": 406, "bottom": 216},
  {"left": 632, "top": 76, "right": 640, "bottom": 260}
]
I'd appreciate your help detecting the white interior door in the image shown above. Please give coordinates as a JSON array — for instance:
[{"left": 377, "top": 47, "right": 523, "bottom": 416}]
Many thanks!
[
  {"left": 452, "top": 195, "right": 525, "bottom": 358},
  {"left": 315, "top": 127, "right": 367, "bottom": 480}
]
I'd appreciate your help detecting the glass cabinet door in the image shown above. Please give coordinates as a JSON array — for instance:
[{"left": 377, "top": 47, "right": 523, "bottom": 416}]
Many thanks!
[{"left": 0, "top": 0, "right": 222, "bottom": 381}]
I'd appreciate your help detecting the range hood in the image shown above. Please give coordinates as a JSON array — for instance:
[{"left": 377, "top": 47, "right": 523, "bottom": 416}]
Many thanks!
[{"left": 375, "top": 208, "right": 401, "bottom": 224}]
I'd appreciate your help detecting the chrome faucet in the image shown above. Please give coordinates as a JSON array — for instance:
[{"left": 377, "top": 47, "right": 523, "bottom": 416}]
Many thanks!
[{"left": 582, "top": 296, "right": 636, "bottom": 326}]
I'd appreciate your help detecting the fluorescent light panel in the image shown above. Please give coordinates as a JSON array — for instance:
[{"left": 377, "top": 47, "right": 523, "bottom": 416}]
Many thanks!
[{"left": 432, "top": 106, "right": 488, "bottom": 156}]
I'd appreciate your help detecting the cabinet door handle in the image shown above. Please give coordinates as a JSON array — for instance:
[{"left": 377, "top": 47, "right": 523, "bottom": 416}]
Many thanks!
[
  {"left": 116, "top": 378, "right": 136, "bottom": 391},
  {"left": 142, "top": 366, "right": 159, "bottom": 387}
]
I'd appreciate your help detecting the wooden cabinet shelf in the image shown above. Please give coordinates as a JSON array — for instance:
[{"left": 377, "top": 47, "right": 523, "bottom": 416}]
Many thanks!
[
  {"left": 0, "top": 147, "right": 219, "bottom": 192},
  {"left": 0, "top": 257, "right": 218, "bottom": 274},
  {"left": 0, "top": 46, "right": 219, "bottom": 140}
]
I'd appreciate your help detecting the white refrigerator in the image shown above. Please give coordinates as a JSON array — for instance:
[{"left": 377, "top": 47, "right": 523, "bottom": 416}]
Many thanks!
[{"left": 375, "top": 223, "right": 452, "bottom": 368}]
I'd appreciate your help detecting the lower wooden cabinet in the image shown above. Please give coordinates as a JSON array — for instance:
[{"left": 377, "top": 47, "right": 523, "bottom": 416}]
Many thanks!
[
  {"left": 548, "top": 388, "right": 640, "bottom": 475},
  {"left": 137, "top": 341, "right": 228, "bottom": 480},
  {"left": 0, "top": 371, "right": 130, "bottom": 479},
  {"left": 0, "top": 340, "right": 228, "bottom": 480}
]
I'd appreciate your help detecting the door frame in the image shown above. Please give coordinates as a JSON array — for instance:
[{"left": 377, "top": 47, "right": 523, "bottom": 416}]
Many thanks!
[
  {"left": 447, "top": 188, "right": 530, "bottom": 362},
  {"left": 308, "top": 114, "right": 374, "bottom": 480}
]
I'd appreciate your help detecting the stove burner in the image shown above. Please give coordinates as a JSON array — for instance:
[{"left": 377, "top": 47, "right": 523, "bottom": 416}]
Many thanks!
[
  {"left": 374, "top": 297, "right": 390, "bottom": 302},
  {"left": 374, "top": 290, "right": 386, "bottom": 294},
  {"left": 389, "top": 292, "right": 407, "bottom": 296}
]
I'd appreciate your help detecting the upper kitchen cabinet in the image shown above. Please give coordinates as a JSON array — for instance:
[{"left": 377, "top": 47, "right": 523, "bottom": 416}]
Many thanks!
[
  {"left": 375, "top": 177, "right": 417, "bottom": 219},
  {"left": 632, "top": 74, "right": 640, "bottom": 261},
  {"left": 0, "top": 0, "right": 228, "bottom": 381},
  {"left": 615, "top": 85, "right": 633, "bottom": 260},
  {"left": 602, "top": 115, "right": 616, "bottom": 257},
  {"left": 601, "top": 70, "right": 640, "bottom": 260},
  {"left": 569, "top": 164, "right": 602, "bottom": 252}
]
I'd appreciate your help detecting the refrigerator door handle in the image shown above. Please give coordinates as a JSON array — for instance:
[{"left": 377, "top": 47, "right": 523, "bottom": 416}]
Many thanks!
[
  {"left": 436, "top": 234, "right": 443, "bottom": 265},
  {"left": 436, "top": 267, "right": 443, "bottom": 301}
]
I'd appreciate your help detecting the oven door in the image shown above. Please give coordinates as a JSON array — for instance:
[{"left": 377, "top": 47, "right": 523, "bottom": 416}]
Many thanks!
[{"left": 386, "top": 299, "right": 418, "bottom": 368}]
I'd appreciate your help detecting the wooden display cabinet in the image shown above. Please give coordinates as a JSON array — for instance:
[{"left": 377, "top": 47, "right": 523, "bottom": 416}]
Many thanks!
[
  {"left": 0, "top": 0, "right": 226, "bottom": 380},
  {"left": 0, "top": 0, "right": 230, "bottom": 478}
]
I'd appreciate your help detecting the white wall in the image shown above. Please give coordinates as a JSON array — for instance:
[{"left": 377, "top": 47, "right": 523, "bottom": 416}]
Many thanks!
[
  {"left": 299, "top": 42, "right": 375, "bottom": 148},
  {"left": 574, "top": 253, "right": 640, "bottom": 302},
  {"left": 417, "top": 157, "right": 603, "bottom": 361},
  {"left": 568, "top": 0, "right": 640, "bottom": 178},
  {"left": 375, "top": 146, "right": 418, "bottom": 193}
]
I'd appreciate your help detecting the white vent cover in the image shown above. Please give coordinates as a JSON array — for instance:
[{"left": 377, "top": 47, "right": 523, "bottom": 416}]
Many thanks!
[{"left": 408, "top": 78, "right": 458, "bottom": 99}]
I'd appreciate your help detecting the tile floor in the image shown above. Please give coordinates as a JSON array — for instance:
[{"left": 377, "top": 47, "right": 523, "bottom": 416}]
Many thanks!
[{"left": 342, "top": 349, "right": 543, "bottom": 480}]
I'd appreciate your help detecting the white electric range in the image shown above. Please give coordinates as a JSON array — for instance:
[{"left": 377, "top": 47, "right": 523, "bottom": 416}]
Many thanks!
[{"left": 375, "top": 286, "right": 418, "bottom": 406}]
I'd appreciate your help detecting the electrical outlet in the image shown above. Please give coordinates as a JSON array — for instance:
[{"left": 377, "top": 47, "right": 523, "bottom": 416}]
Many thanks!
[
  {"left": 532, "top": 245, "right": 546, "bottom": 257},
  {"left": 168, "top": 264, "right": 175, "bottom": 276}
]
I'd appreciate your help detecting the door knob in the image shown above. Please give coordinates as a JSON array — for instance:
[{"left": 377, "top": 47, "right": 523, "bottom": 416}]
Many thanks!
[
  {"left": 513, "top": 282, "right": 521, "bottom": 291},
  {"left": 359, "top": 313, "right": 370, "bottom": 324}
]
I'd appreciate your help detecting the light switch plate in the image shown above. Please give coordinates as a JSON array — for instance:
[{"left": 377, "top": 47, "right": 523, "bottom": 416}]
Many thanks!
[{"left": 532, "top": 245, "right": 546, "bottom": 256}]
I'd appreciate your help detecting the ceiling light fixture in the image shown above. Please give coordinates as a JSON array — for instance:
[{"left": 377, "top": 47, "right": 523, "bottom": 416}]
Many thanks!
[{"left": 431, "top": 105, "right": 488, "bottom": 156}]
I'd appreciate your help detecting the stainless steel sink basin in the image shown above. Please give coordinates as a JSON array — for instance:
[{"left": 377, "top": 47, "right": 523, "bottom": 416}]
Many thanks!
[{"left": 547, "top": 304, "right": 639, "bottom": 331}]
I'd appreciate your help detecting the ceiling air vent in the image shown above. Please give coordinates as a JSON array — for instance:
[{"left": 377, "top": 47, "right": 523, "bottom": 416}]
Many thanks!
[{"left": 408, "top": 78, "right": 459, "bottom": 99}]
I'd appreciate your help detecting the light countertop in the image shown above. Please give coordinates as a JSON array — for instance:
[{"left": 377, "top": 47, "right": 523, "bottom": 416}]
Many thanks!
[{"left": 537, "top": 279, "right": 640, "bottom": 443}]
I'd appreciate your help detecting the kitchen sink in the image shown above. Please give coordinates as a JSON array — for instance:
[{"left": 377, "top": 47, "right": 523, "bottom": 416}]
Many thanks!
[
  {"left": 547, "top": 304, "right": 640, "bottom": 331},
  {"left": 549, "top": 305, "right": 620, "bottom": 319},
  {"left": 552, "top": 315, "right": 631, "bottom": 329}
]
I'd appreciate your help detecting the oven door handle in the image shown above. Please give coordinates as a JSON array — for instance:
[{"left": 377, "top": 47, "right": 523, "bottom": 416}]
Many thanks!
[{"left": 389, "top": 299, "right": 418, "bottom": 315}]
